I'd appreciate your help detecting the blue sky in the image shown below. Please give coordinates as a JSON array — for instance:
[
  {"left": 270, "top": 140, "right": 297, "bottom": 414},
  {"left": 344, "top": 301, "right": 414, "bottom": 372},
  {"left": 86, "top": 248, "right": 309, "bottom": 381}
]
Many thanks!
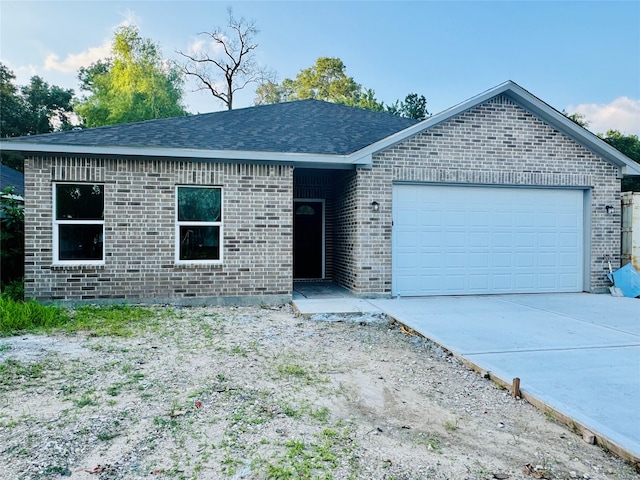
[{"left": 1, "top": 0, "right": 639, "bottom": 135}]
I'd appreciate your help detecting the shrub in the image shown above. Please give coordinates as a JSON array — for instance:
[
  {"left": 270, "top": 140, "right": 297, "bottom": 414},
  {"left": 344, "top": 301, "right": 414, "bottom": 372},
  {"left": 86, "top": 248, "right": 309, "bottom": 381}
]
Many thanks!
[{"left": 0, "top": 186, "right": 24, "bottom": 287}]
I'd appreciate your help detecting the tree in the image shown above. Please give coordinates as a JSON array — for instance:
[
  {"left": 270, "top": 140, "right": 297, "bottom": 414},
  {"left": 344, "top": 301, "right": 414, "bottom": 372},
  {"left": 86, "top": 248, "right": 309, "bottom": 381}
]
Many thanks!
[
  {"left": 254, "top": 79, "right": 282, "bottom": 105},
  {"left": 1, "top": 63, "right": 75, "bottom": 137},
  {"left": 20, "top": 76, "right": 75, "bottom": 134},
  {"left": 278, "top": 57, "right": 361, "bottom": 103},
  {"left": 178, "top": 9, "right": 269, "bottom": 110},
  {"left": 255, "top": 57, "right": 386, "bottom": 111},
  {"left": 343, "top": 88, "right": 385, "bottom": 112},
  {"left": 562, "top": 110, "right": 589, "bottom": 128},
  {"left": 0, "top": 63, "right": 25, "bottom": 138},
  {"left": 386, "top": 93, "right": 429, "bottom": 120},
  {"left": 255, "top": 57, "right": 430, "bottom": 118},
  {"left": 1, "top": 63, "right": 77, "bottom": 172},
  {"left": 76, "top": 25, "right": 187, "bottom": 127},
  {"left": 0, "top": 186, "right": 24, "bottom": 290},
  {"left": 599, "top": 130, "right": 640, "bottom": 191}
]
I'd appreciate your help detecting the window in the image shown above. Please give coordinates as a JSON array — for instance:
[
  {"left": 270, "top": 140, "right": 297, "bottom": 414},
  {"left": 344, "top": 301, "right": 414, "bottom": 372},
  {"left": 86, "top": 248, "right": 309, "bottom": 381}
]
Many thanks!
[
  {"left": 176, "top": 186, "right": 222, "bottom": 263},
  {"left": 53, "top": 183, "right": 104, "bottom": 264}
]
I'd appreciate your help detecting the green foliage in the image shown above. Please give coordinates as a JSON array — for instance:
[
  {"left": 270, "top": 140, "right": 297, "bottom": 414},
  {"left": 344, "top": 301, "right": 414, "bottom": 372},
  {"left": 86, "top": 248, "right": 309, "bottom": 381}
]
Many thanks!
[
  {"left": 0, "top": 63, "right": 24, "bottom": 137},
  {"left": 562, "top": 110, "right": 589, "bottom": 128},
  {"left": 600, "top": 129, "right": 640, "bottom": 162},
  {"left": 0, "top": 296, "right": 69, "bottom": 337},
  {"left": 66, "top": 304, "right": 157, "bottom": 337},
  {"left": 342, "top": 88, "right": 385, "bottom": 112},
  {"left": 20, "top": 76, "right": 75, "bottom": 134},
  {"left": 264, "top": 427, "right": 355, "bottom": 478},
  {"left": 599, "top": 129, "right": 640, "bottom": 191},
  {"left": 256, "top": 57, "right": 428, "bottom": 118},
  {"left": 76, "top": 25, "right": 187, "bottom": 127},
  {"left": 280, "top": 57, "right": 361, "bottom": 103},
  {"left": 0, "top": 63, "right": 75, "bottom": 138},
  {"left": 254, "top": 80, "right": 283, "bottom": 105},
  {"left": 262, "top": 56, "right": 388, "bottom": 112},
  {"left": 386, "top": 93, "right": 429, "bottom": 120},
  {"left": 2, "top": 280, "right": 24, "bottom": 302},
  {"left": 0, "top": 297, "right": 157, "bottom": 337},
  {"left": 0, "top": 186, "right": 24, "bottom": 287}
]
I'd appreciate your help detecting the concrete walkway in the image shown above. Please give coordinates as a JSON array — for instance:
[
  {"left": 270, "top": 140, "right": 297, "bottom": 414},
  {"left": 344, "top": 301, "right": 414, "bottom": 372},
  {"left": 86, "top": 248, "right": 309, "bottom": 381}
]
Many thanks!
[{"left": 292, "top": 292, "right": 640, "bottom": 462}]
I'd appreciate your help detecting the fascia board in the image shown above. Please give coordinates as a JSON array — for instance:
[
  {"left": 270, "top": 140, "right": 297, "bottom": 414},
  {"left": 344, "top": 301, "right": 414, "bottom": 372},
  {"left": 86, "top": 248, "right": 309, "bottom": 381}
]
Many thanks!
[{"left": 0, "top": 141, "right": 356, "bottom": 168}]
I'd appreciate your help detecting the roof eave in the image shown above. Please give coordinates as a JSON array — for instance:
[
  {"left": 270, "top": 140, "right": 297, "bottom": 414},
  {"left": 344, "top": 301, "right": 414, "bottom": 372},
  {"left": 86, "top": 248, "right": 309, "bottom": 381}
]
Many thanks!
[{"left": 0, "top": 142, "right": 359, "bottom": 169}]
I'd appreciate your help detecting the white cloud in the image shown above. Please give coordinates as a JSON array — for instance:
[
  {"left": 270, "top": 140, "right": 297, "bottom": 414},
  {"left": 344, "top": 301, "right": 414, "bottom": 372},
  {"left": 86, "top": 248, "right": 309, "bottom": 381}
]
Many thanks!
[
  {"left": 566, "top": 97, "right": 640, "bottom": 136},
  {"left": 42, "top": 11, "right": 139, "bottom": 74},
  {"left": 44, "top": 41, "right": 112, "bottom": 73},
  {"left": 186, "top": 33, "right": 229, "bottom": 57},
  {"left": 187, "top": 38, "right": 208, "bottom": 56}
]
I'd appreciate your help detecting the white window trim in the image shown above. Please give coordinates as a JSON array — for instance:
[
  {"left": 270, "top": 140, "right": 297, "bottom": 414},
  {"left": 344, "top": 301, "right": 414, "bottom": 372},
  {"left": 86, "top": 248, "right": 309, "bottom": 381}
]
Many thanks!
[
  {"left": 175, "top": 185, "right": 223, "bottom": 265},
  {"left": 52, "top": 182, "right": 105, "bottom": 266}
]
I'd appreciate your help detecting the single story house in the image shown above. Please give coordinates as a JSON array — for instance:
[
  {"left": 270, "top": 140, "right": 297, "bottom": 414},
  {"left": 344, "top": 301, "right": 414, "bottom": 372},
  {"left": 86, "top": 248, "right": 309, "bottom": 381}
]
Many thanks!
[{"left": 1, "top": 80, "right": 639, "bottom": 305}]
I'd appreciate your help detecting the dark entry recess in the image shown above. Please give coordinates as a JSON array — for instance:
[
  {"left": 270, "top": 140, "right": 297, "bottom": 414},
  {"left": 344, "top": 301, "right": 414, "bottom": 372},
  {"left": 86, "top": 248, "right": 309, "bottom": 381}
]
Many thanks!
[{"left": 293, "top": 200, "right": 323, "bottom": 279}]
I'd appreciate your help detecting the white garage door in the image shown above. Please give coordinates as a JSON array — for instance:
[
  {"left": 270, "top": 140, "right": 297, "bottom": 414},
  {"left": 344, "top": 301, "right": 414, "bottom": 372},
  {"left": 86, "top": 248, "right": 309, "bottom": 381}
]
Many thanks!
[{"left": 392, "top": 185, "right": 585, "bottom": 296}]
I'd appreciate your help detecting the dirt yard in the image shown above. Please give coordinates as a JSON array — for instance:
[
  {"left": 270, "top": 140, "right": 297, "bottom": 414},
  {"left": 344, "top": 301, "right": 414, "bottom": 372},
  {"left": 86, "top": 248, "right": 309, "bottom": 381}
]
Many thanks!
[{"left": 0, "top": 304, "right": 637, "bottom": 480}]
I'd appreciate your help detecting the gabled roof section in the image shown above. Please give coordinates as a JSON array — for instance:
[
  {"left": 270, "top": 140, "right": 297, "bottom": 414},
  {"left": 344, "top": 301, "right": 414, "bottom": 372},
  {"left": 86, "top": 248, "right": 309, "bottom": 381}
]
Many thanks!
[
  {"left": 355, "top": 80, "right": 640, "bottom": 176},
  {"left": 0, "top": 99, "right": 417, "bottom": 167},
  {"left": 2, "top": 81, "right": 638, "bottom": 175}
]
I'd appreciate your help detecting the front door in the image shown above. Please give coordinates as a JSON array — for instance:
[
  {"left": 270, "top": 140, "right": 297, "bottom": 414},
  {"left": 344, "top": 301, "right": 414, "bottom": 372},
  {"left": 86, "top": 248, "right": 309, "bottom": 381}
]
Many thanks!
[{"left": 293, "top": 200, "right": 324, "bottom": 279}]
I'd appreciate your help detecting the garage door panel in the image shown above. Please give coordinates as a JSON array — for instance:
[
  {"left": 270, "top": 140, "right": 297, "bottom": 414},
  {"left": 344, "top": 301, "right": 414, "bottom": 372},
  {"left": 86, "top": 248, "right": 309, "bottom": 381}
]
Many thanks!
[
  {"left": 559, "top": 273, "right": 580, "bottom": 288},
  {"left": 517, "top": 213, "right": 535, "bottom": 227},
  {"left": 392, "top": 185, "right": 584, "bottom": 296},
  {"left": 469, "top": 232, "right": 490, "bottom": 247},
  {"left": 515, "top": 253, "right": 535, "bottom": 267},
  {"left": 515, "top": 274, "right": 535, "bottom": 289},
  {"left": 515, "top": 232, "right": 535, "bottom": 247},
  {"left": 559, "top": 232, "right": 579, "bottom": 247},
  {"left": 560, "top": 213, "right": 580, "bottom": 227},
  {"left": 469, "top": 275, "right": 489, "bottom": 290},
  {"left": 539, "top": 233, "right": 558, "bottom": 247},
  {"left": 469, "top": 253, "right": 489, "bottom": 268}
]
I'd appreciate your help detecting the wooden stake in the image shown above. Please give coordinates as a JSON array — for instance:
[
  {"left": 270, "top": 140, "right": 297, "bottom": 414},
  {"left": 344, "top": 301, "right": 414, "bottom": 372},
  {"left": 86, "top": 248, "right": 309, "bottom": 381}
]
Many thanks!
[{"left": 512, "top": 377, "right": 521, "bottom": 398}]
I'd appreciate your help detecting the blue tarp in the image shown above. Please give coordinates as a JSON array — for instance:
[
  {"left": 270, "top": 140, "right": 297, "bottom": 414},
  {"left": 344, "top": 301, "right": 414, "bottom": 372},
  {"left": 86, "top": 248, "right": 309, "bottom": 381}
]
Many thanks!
[{"left": 607, "top": 263, "right": 640, "bottom": 298}]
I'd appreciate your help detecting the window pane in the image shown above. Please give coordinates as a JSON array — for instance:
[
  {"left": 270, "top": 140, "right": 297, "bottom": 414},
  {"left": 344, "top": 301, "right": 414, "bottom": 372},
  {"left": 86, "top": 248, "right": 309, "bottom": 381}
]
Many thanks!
[
  {"left": 178, "top": 188, "right": 221, "bottom": 222},
  {"left": 58, "top": 224, "right": 103, "bottom": 261},
  {"left": 56, "top": 184, "right": 104, "bottom": 220},
  {"left": 179, "top": 226, "right": 220, "bottom": 261}
]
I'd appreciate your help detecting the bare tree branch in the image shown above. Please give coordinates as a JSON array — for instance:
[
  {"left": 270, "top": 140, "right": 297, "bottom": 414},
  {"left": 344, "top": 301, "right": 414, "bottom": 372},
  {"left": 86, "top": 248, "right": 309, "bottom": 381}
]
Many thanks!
[{"left": 177, "top": 8, "right": 267, "bottom": 110}]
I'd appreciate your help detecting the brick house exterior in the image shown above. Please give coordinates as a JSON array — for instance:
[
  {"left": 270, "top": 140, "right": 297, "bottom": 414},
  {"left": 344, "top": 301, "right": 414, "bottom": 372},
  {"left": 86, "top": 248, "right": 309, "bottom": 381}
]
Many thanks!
[{"left": 2, "top": 81, "right": 638, "bottom": 304}]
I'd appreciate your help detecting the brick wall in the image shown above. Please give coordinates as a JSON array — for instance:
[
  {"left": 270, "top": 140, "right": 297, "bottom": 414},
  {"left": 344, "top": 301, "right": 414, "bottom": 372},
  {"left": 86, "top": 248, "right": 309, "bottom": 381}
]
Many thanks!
[
  {"left": 24, "top": 157, "right": 293, "bottom": 304},
  {"left": 332, "top": 170, "right": 358, "bottom": 290},
  {"left": 353, "top": 95, "right": 621, "bottom": 295}
]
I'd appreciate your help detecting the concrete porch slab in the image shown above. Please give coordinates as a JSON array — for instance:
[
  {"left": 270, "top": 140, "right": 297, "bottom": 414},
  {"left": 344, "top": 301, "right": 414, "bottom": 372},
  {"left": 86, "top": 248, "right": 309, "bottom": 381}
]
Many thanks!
[{"left": 292, "top": 297, "right": 383, "bottom": 317}]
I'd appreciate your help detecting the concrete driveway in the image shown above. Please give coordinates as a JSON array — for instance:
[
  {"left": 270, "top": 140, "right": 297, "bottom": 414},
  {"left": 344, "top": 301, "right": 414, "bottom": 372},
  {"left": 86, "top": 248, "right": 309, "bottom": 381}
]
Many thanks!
[{"left": 293, "top": 292, "right": 640, "bottom": 462}]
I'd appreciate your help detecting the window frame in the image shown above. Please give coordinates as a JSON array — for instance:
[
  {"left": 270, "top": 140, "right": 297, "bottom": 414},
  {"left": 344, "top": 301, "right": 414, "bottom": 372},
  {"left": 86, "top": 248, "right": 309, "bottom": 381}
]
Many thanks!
[
  {"left": 175, "top": 185, "right": 223, "bottom": 265},
  {"left": 52, "top": 182, "right": 105, "bottom": 266}
]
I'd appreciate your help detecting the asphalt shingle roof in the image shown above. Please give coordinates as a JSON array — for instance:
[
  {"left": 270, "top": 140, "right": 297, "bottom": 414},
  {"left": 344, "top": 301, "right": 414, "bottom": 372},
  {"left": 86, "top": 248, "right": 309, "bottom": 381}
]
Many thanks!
[
  {"left": 4, "top": 100, "right": 419, "bottom": 156},
  {"left": 0, "top": 164, "right": 24, "bottom": 197}
]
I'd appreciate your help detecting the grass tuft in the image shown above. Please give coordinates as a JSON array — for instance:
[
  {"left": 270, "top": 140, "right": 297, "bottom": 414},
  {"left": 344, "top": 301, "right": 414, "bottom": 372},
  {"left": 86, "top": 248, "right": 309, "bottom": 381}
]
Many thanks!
[
  {"left": 0, "top": 296, "right": 158, "bottom": 337},
  {"left": 65, "top": 304, "right": 157, "bottom": 337},
  {"left": 0, "top": 296, "right": 69, "bottom": 337}
]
